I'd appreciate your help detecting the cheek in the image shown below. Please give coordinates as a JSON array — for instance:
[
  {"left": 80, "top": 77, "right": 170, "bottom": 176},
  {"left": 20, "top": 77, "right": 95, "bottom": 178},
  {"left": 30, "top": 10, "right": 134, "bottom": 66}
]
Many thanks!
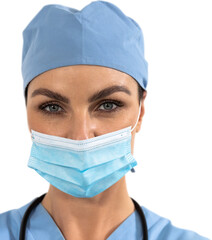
[
  {"left": 27, "top": 108, "right": 42, "bottom": 132},
  {"left": 131, "top": 132, "right": 136, "bottom": 154},
  {"left": 26, "top": 107, "right": 63, "bottom": 135}
]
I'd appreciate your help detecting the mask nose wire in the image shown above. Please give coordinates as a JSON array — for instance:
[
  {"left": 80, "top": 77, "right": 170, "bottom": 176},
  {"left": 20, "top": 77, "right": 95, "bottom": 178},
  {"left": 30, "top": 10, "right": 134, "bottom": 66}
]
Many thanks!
[{"left": 130, "top": 101, "right": 142, "bottom": 133}]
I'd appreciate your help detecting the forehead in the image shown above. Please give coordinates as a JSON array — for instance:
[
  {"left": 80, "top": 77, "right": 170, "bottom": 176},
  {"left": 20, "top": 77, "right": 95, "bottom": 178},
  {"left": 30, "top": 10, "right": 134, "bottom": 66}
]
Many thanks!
[{"left": 27, "top": 65, "right": 138, "bottom": 95}]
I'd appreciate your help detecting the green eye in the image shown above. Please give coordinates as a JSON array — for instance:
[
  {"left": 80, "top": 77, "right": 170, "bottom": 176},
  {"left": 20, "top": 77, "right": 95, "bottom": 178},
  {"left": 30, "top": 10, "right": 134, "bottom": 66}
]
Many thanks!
[
  {"left": 45, "top": 104, "right": 62, "bottom": 112},
  {"left": 99, "top": 102, "right": 117, "bottom": 111},
  {"left": 39, "top": 102, "right": 64, "bottom": 115},
  {"left": 98, "top": 100, "right": 124, "bottom": 112}
]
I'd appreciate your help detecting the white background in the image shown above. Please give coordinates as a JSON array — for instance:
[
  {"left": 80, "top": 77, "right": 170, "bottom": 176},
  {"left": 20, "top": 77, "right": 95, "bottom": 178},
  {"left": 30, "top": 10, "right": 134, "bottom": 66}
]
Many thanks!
[{"left": 0, "top": 0, "right": 211, "bottom": 238}]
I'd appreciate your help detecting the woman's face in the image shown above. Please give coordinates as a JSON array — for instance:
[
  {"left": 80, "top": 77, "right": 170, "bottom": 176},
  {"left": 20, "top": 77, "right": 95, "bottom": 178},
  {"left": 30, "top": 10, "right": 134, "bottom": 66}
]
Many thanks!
[{"left": 26, "top": 65, "right": 146, "bottom": 154}]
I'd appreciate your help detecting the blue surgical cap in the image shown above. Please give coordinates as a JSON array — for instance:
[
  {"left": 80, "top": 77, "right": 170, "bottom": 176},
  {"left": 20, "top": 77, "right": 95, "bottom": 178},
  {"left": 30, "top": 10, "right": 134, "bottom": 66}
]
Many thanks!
[{"left": 22, "top": 0, "right": 148, "bottom": 94}]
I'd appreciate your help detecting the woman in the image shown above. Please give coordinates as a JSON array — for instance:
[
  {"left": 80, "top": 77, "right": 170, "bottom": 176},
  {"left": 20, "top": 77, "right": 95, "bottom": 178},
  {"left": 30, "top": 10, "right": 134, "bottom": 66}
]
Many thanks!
[{"left": 0, "top": 1, "right": 209, "bottom": 239}]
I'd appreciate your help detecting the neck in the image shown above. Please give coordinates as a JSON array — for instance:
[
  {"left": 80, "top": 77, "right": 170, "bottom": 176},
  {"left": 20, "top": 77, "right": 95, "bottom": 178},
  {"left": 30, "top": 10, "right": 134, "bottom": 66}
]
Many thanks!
[{"left": 41, "top": 176, "right": 135, "bottom": 240}]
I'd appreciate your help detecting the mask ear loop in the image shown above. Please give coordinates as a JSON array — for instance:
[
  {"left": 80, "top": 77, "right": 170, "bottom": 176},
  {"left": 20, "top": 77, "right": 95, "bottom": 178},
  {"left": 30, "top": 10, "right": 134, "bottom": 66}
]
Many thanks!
[
  {"left": 130, "top": 101, "right": 142, "bottom": 173},
  {"left": 131, "top": 101, "right": 142, "bottom": 133}
]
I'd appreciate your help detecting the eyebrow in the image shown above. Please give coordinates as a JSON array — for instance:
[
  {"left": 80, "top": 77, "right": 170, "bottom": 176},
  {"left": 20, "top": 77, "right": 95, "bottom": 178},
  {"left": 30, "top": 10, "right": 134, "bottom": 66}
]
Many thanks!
[
  {"left": 31, "top": 85, "right": 131, "bottom": 104},
  {"left": 88, "top": 85, "right": 131, "bottom": 102},
  {"left": 31, "top": 88, "right": 70, "bottom": 104}
]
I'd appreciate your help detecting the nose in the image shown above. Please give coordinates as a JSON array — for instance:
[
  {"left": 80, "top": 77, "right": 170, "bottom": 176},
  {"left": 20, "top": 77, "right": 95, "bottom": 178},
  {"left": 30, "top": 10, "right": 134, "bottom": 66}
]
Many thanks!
[{"left": 66, "top": 110, "right": 96, "bottom": 140}]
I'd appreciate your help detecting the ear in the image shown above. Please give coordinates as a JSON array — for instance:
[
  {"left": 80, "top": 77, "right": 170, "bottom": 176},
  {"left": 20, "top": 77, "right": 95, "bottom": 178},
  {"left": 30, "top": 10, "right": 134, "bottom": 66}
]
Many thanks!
[{"left": 135, "top": 91, "right": 147, "bottom": 133}]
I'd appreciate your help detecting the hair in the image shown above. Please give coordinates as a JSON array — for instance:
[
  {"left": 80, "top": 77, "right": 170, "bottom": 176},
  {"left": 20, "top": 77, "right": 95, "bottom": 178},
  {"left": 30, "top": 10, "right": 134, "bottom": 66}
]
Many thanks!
[
  {"left": 24, "top": 79, "right": 145, "bottom": 106},
  {"left": 137, "top": 82, "right": 145, "bottom": 105}
]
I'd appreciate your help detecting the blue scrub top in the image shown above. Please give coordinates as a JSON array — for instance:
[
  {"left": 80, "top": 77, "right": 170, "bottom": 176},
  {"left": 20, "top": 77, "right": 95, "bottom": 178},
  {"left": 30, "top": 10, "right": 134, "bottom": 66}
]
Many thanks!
[{"left": 0, "top": 199, "right": 209, "bottom": 240}]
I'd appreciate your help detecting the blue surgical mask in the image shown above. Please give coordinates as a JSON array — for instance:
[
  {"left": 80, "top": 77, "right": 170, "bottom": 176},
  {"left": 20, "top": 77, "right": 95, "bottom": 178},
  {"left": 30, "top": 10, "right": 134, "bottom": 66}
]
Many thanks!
[{"left": 28, "top": 103, "right": 142, "bottom": 198}]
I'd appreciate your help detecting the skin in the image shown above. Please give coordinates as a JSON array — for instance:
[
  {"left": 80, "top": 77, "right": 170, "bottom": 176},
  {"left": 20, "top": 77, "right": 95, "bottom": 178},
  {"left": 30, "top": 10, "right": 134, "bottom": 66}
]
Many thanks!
[{"left": 26, "top": 65, "right": 147, "bottom": 240}]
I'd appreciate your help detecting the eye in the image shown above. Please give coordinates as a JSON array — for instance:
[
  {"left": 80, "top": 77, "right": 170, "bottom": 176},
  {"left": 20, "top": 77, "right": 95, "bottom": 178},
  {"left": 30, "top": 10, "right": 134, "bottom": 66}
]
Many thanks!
[
  {"left": 45, "top": 104, "right": 62, "bottom": 112},
  {"left": 98, "top": 100, "right": 123, "bottom": 112},
  {"left": 39, "top": 102, "right": 64, "bottom": 115}
]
